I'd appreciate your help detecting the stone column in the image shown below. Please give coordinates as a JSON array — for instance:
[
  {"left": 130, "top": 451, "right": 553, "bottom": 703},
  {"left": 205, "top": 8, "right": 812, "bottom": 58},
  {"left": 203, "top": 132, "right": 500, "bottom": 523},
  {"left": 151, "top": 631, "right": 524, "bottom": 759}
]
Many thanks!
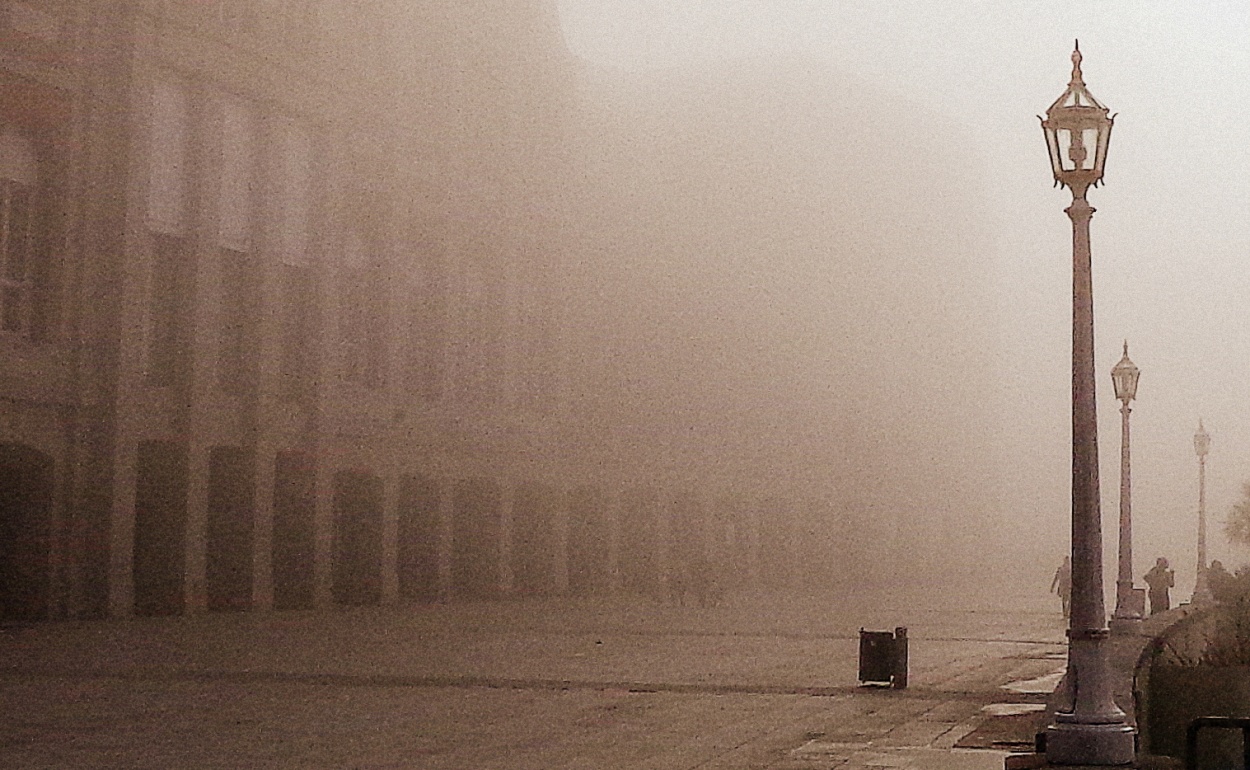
[
  {"left": 251, "top": 443, "right": 276, "bottom": 610},
  {"left": 312, "top": 462, "right": 334, "bottom": 608},
  {"left": 498, "top": 479, "right": 515, "bottom": 595},
  {"left": 107, "top": 439, "right": 138, "bottom": 618},
  {"left": 380, "top": 472, "right": 400, "bottom": 604},
  {"left": 182, "top": 443, "right": 211, "bottom": 613},
  {"left": 1044, "top": 187, "right": 1135, "bottom": 766},
  {"left": 554, "top": 486, "right": 570, "bottom": 595},
  {"left": 606, "top": 487, "right": 622, "bottom": 592},
  {"left": 437, "top": 478, "right": 455, "bottom": 602}
]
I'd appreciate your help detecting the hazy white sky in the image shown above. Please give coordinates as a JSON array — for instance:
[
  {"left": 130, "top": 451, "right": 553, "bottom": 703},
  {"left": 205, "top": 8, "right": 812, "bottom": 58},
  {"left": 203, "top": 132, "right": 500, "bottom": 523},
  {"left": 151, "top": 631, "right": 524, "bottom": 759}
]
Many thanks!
[{"left": 556, "top": 0, "right": 1250, "bottom": 588}]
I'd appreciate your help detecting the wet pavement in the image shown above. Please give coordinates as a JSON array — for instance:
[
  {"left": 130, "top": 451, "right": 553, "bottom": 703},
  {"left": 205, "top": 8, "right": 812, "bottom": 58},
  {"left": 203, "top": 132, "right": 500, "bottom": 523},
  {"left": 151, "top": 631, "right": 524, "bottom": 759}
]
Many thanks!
[{"left": 0, "top": 588, "right": 1067, "bottom": 768}]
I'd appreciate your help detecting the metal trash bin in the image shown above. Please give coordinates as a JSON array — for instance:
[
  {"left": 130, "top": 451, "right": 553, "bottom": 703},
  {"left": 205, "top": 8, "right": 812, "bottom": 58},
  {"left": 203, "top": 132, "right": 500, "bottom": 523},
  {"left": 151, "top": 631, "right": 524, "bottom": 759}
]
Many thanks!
[{"left": 859, "top": 626, "right": 908, "bottom": 689}]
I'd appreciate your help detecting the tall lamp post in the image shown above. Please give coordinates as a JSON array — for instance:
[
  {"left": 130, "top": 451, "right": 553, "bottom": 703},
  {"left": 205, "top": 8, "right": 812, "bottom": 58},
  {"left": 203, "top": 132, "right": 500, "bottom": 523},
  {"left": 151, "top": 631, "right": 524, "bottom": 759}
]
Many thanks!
[
  {"left": 1039, "top": 44, "right": 1136, "bottom": 765},
  {"left": 1111, "top": 342, "right": 1143, "bottom": 624},
  {"left": 1192, "top": 420, "right": 1213, "bottom": 604}
]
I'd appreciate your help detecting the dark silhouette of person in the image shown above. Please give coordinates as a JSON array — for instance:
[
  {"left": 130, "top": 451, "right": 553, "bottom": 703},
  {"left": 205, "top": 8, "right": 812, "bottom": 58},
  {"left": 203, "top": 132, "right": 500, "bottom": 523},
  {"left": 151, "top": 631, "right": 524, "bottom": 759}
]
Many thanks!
[
  {"left": 1208, "top": 560, "right": 1235, "bottom": 603},
  {"left": 1051, "top": 556, "right": 1072, "bottom": 618},
  {"left": 1143, "top": 557, "right": 1175, "bottom": 615}
]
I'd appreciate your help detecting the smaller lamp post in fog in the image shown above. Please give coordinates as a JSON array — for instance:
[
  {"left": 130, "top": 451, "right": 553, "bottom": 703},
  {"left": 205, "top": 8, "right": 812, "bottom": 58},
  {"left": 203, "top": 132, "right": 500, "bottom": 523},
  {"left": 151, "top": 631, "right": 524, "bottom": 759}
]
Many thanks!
[
  {"left": 1111, "top": 342, "right": 1143, "bottom": 623},
  {"left": 1192, "top": 419, "right": 1214, "bottom": 604}
]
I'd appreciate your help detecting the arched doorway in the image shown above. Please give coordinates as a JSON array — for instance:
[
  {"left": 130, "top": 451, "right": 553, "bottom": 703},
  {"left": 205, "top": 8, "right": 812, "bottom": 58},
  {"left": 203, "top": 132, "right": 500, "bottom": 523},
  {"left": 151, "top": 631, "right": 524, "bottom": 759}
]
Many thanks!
[{"left": 0, "top": 443, "right": 54, "bottom": 622}]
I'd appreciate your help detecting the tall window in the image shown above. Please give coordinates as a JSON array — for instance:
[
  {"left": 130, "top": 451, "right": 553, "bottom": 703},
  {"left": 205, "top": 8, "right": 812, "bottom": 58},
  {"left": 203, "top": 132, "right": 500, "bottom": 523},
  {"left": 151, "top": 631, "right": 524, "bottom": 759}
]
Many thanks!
[
  {"left": 147, "top": 77, "right": 188, "bottom": 237},
  {"left": 218, "top": 248, "right": 259, "bottom": 394},
  {"left": 0, "top": 126, "right": 37, "bottom": 336},
  {"left": 340, "top": 222, "right": 384, "bottom": 388},
  {"left": 278, "top": 262, "right": 314, "bottom": 402},
  {"left": 407, "top": 236, "right": 446, "bottom": 403},
  {"left": 148, "top": 234, "right": 191, "bottom": 386},
  {"left": 454, "top": 256, "right": 502, "bottom": 407},
  {"left": 146, "top": 77, "right": 192, "bottom": 386},
  {"left": 275, "top": 121, "right": 315, "bottom": 401},
  {"left": 517, "top": 286, "right": 559, "bottom": 414},
  {"left": 216, "top": 95, "right": 258, "bottom": 394}
]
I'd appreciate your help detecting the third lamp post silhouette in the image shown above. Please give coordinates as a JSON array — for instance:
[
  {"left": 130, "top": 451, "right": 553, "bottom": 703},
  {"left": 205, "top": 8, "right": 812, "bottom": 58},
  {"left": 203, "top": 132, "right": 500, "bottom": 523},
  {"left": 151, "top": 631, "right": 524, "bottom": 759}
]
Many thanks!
[
  {"left": 1193, "top": 419, "right": 1214, "bottom": 604},
  {"left": 1039, "top": 43, "right": 1136, "bottom": 765},
  {"left": 1111, "top": 342, "right": 1144, "bottom": 623}
]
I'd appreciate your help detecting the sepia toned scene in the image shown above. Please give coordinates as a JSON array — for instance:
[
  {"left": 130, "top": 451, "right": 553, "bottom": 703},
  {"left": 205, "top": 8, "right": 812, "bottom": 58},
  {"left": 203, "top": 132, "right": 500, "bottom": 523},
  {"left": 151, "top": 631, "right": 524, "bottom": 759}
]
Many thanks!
[{"left": 1, "top": 2, "right": 1249, "bottom": 768}]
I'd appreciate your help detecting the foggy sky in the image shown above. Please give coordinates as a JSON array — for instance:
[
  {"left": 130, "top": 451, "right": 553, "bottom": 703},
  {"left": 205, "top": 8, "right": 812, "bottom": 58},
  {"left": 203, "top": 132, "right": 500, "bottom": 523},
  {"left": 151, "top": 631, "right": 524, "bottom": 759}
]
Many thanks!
[
  {"left": 555, "top": 0, "right": 1250, "bottom": 593},
  {"left": 556, "top": 57, "right": 1000, "bottom": 572}
]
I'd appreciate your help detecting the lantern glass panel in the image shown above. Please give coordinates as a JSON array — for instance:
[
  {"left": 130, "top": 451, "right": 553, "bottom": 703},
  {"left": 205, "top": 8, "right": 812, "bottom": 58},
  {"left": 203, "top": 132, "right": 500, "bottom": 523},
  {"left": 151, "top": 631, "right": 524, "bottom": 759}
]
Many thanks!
[
  {"left": 1056, "top": 128, "right": 1074, "bottom": 171},
  {"left": 1095, "top": 122, "right": 1112, "bottom": 178},
  {"left": 1080, "top": 128, "right": 1099, "bottom": 170},
  {"left": 1044, "top": 127, "right": 1060, "bottom": 174},
  {"left": 1116, "top": 369, "right": 1139, "bottom": 400}
]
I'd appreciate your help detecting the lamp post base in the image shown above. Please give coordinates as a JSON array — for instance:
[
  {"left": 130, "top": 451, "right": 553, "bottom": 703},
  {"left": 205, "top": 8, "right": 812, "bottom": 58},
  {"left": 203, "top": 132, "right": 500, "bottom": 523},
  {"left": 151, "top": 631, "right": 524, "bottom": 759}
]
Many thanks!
[
  {"left": 1191, "top": 571, "right": 1214, "bottom": 605},
  {"left": 1108, "top": 618, "right": 1141, "bottom": 635},
  {"left": 1045, "top": 721, "right": 1137, "bottom": 766},
  {"left": 1111, "top": 586, "right": 1145, "bottom": 633}
]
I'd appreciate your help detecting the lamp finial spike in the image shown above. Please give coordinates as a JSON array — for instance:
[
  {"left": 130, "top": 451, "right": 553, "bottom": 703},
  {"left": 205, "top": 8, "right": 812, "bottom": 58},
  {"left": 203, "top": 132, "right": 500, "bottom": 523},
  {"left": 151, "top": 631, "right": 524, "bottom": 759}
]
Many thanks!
[
  {"left": 1123, "top": 340, "right": 1129, "bottom": 355},
  {"left": 1070, "top": 43, "right": 1084, "bottom": 85}
]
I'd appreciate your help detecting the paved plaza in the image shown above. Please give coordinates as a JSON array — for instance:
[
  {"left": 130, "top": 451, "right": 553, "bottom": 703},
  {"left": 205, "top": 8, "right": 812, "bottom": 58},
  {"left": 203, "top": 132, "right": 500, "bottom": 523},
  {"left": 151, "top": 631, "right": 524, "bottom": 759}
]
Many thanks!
[{"left": 0, "top": 588, "right": 1066, "bottom": 769}]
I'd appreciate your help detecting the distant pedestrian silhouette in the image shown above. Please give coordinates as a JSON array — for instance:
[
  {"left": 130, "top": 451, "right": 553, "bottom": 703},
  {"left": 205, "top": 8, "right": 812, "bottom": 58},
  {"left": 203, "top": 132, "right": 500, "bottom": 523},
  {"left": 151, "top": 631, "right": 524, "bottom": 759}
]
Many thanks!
[
  {"left": 1208, "top": 560, "right": 1235, "bottom": 603},
  {"left": 1143, "top": 557, "right": 1174, "bottom": 615},
  {"left": 1051, "top": 556, "right": 1072, "bottom": 618}
]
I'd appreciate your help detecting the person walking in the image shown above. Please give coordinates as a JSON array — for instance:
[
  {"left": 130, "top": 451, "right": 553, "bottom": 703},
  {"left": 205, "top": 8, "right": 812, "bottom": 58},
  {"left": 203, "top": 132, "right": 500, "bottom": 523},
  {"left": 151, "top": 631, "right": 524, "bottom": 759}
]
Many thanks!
[
  {"left": 1051, "top": 556, "right": 1072, "bottom": 618},
  {"left": 1143, "top": 557, "right": 1175, "bottom": 615}
]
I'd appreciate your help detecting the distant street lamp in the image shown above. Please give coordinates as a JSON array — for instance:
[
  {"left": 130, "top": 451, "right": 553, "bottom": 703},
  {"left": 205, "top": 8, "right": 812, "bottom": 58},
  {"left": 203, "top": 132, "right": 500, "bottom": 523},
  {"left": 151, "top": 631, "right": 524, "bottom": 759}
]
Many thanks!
[
  {"left": 1192, "top": 420, "right": 1214, "bottom": 604},
  {"left": 1111, "top": 342, "right": 1144, "bottom": 624},
  {"left": 1039, "top": 44, "right": 1136, "bottom": 766}
]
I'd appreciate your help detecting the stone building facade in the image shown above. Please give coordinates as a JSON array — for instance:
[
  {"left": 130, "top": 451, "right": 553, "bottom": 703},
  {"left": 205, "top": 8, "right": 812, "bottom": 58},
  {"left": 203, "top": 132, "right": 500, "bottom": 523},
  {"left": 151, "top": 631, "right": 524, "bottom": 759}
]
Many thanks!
[{"left": 0, "top": 1, "right": 792, "bottom": 622}]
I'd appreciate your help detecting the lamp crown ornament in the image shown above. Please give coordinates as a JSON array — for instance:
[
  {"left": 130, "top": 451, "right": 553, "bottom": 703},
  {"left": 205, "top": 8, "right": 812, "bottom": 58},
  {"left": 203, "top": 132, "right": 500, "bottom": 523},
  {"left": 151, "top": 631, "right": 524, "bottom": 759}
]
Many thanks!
[
  {"left": 1040, "top": 41, "right": 1114, "bottom": 194},
  {"left": 1111, "top": 339, "right": 1139, "bottom": 403},
  {"left": 1195, "top": 419, "right": 1211, "bottom": 457}
]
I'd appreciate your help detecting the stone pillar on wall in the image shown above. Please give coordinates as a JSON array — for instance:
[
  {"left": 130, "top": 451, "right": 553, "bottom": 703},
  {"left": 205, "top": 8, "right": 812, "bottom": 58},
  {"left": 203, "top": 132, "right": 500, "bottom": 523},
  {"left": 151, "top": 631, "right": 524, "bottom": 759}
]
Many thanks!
[
  {"left": 607, "top": 487, "right": 622, "bottom": 592},
  {"left": 499, "top": 479, "right": 515, "bottom": 595},
  {"left": 251, "top": 443, "right": 276, "bottom": 610},
  {"left": 437, "top": 477, "right": 455, "bottom": 601},
  {"left": 380, "top": 472, "right": 400, "bottom": 604},
  {"left": 107, "top": 440, "right": 138, "bottom": 618},
  {"left": 554, "top": 486, "right": 570, "bottom": 595},
  {"left": 251, "top": 113, "right": 290, "bottom": 611},
  {"left": 312, "top": 460, "right": 334, "bottom": 608},
  {"left": 45, "top": 433, "right": 69, "bottom": 620},
  {"left": 746, "top": 500, "right": 761, "bottom": 592},
  {"left": 182, "top": 443, "right": 211, "bottom": 613},
  {"left": 656, "top": 491, "right": 672, "bottom": 596},
  {"left": 181, "top": 78, "right": 215, "bottom": 618}
]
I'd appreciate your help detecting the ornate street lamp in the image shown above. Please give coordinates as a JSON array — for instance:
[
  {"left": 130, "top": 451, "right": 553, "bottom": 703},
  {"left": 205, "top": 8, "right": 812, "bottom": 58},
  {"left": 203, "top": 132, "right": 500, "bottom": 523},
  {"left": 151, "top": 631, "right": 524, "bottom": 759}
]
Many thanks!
[
  {"left": 1111, "top": 342, "right": 1144, "bottom": 625},
  {"left": 1193, "top": 420, "right": 1214, "bottom": 604},
  {"left": 1039, "top": 44, "right": 1136, "bottom": 766}
]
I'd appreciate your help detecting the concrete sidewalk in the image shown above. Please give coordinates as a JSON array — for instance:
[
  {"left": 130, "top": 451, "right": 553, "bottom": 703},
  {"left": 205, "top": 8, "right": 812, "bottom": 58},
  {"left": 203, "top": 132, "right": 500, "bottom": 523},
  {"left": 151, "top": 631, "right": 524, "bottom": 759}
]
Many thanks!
[{"left": 0, "top": 591, "right": 1067, "bottom": 769}]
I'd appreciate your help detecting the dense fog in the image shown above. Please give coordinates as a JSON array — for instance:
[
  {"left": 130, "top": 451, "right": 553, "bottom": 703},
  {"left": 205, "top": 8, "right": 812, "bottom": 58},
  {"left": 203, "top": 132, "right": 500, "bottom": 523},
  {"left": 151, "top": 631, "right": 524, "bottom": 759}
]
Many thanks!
[
  {"left": 552, "top": 57, "right": 1004, "bottom": 588},
  {"left": 333, "top": 0, "right": 1250, "bottom": 613},
  {"left": 526, "top": 1, "right": 1250, "bottom": 606}
]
